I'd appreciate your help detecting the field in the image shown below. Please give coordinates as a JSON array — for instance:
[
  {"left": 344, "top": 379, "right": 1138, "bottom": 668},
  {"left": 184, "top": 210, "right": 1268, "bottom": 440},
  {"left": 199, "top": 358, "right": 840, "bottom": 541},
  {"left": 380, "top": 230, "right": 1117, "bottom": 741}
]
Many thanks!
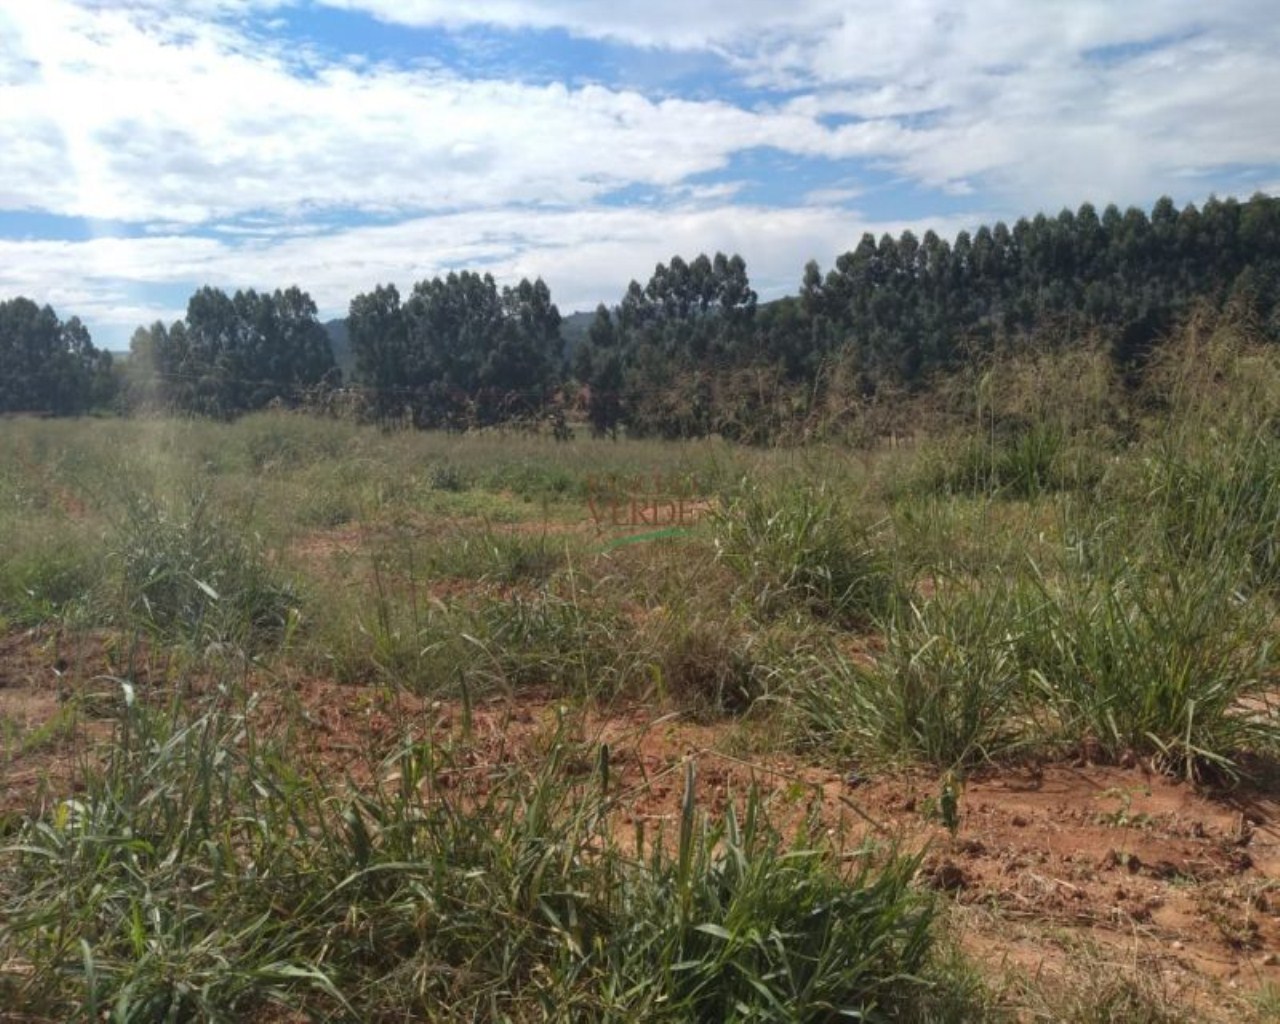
[{"left": 2, "top": 330, "right": 1280, "bottom": 1021}]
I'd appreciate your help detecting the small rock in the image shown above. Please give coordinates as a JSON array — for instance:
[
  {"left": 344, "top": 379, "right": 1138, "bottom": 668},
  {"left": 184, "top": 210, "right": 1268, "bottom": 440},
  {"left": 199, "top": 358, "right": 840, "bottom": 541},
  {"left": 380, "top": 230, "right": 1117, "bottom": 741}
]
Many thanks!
[
  {"left": 1011, "top": 814, "right": 1029, "bottom": 827},
  {"left": 928, "top": 860, "right": 969, "bottom": 892}
]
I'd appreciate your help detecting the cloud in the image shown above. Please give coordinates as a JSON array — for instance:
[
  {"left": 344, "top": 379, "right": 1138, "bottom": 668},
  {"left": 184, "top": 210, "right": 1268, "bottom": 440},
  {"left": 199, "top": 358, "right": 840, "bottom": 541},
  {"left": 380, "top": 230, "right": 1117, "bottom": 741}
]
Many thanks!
[
  {"left": 2, "top": 0, "right": 1279, "bottom": 345},
  {"left": 4, "top": 1, "right": 1278, "bottom": 227},
  {"left": 312, "top": 0, "right": 844, "bottom": 51},
  {"left": 314, "top": 1, "right": 1280, "bottom": 207},
  {"left": 0, "top": 1, "right": 893, "bottom": 226}
]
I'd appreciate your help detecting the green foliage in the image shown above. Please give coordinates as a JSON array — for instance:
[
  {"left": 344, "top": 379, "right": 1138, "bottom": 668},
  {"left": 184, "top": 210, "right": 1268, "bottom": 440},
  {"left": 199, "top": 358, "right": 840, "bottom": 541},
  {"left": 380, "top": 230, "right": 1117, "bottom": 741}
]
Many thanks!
[
  {"left": 349, "top": 272, "right": 563, "bottom": 428},
  {"left": 0, "top": 694, "right": 952, "bottom": 1022},
  {"left": 0, "top": 297, "right": 115, "bottom": 415},
  {"left": 112, "top": 488, "right": 299, "bottom": 651},
  {"left": 145, "top": 285, "right": 338, "bottom": 418},
  {"left": 714, "top": 480, "right": 898, "bottom": 626},
  {"left": 0, "top": 524, "right": 103, "bottom": 626},
  {"left": 1022, "top": 555, "right": 1278, "bottom": 781},
  {"left": 1152, "top": 428, "right": 1280, "bottom": 592},
  {"left": 790, "top": 583, "right": 1035, "bottom": 768},
  {"left": 913, "top": 423, "right": 1072, "bottom": 499}
]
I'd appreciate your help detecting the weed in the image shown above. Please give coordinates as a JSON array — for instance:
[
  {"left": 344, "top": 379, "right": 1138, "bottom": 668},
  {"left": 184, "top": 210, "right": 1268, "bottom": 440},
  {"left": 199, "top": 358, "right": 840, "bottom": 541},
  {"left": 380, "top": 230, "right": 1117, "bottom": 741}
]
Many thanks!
[
  {"left": 714, "top": 479, "right": 898, "bottom": 626},
  {"left": 0, "top": 687, "right": 962, "bottom": 1022},
  {"left": 111, "top": 487, "right": 299, "bottom": 652},
  {"left": 1023, "top": 555, "right": 1278, "bottom": 781},
  {"left": 790, "top": 583, "right": 1037, "bottom": 768}
]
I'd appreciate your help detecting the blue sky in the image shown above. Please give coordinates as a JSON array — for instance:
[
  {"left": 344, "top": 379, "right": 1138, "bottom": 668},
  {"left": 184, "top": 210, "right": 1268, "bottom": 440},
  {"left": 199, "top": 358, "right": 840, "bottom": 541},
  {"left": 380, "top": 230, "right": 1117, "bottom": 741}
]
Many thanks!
[{"left": 1, "top": 1, "right": 1278, "bottom": 350}]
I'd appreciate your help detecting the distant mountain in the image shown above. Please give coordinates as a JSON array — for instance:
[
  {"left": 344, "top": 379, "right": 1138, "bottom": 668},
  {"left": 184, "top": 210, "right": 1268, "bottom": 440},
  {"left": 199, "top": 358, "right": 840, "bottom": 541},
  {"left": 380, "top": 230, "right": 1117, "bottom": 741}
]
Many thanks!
[
  {"left": 324, "top": 318, "right": 354, "bottom": 378},
  {"left": 559, "top": 310, "right": 595, "bottom": 367}
]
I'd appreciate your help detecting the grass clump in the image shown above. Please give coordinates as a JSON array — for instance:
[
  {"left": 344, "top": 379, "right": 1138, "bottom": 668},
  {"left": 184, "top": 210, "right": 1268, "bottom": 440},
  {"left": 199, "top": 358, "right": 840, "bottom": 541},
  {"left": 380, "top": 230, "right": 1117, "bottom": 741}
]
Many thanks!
[
  {"left": 0, "top": 522, "right": 103, "bottom": 627},
  {"left": 789, "top": 582, "right": 1037, "bottom": 769},
  {"left": 0, "top": 691, "right": 964, "bottom": 1022},
  {"left": 112, "top": 488, "right": 299, "bottom": 652},
  {"left": 1024, "top": 556, "right": 1278, "bottom": 781},
  {"left": 714, "top": 480, "right": 897, "bottom": 627},
  {"left": 649, "top": 618, "right": 766, "bottom": 716},
  {"left": 1151, "top": 428, "right": 1280, "bottom": 592},
  {"left": 911, "top": 423, "right": 1075, "bottom": 500}
]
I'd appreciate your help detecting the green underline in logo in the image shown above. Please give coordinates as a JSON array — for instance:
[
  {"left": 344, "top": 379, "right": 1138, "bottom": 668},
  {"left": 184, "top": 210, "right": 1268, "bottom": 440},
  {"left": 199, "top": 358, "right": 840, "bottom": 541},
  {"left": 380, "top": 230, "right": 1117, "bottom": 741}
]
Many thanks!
[{"left": 598, "top": 526, "right": 692, "bottom": 551}]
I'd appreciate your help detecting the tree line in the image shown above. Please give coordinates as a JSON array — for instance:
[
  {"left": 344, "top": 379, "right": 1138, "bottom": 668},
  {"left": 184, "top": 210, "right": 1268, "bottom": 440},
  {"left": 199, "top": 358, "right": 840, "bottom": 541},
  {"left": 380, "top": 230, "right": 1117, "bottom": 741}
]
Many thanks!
[
  {"left": 571, "top": 192, "right": 1280, "bottom": 438},
  {"left": 0, "top": 298, "right": 115, "bottom": 415},
  {"left": 3, "top": 192, "right": 1278, "bottom": 436}
]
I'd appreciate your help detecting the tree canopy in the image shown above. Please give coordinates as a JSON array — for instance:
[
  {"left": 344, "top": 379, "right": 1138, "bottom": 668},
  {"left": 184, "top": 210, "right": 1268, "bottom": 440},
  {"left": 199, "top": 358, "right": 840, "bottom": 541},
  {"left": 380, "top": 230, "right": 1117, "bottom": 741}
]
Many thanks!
[
  {"left": 9, "top": 191, "right": 1280, "bottom": 438},
  {"left": 348, "top": 272, "right": 562, "bottom": 428},
  {"left": 133, "top": 286, "right": 338, "bottom": 417},
  {"left": 0, "top": 298, "right": 113, "bottom": 415}
]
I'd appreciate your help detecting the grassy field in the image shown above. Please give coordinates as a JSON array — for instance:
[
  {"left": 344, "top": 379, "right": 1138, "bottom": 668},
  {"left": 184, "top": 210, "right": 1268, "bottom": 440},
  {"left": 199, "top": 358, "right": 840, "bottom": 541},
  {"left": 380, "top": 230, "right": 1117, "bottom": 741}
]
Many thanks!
[{"left": 2, "top": 325, "right": 1279, "bottom": 1021}]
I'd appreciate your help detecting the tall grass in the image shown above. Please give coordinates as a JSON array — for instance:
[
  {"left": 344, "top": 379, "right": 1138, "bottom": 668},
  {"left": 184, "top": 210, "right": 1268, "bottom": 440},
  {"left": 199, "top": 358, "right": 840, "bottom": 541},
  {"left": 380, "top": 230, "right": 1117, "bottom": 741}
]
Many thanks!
[
  {"left": 4, "top": 322, "right": 1280, "bottom": 1020},
  {"left": 714, "top": 480, "right": 898, "bottom": 627},
  {"left": 1022, "top": 554, "right": 1278, "bottom": 780},
  {"left": 789, "top": 582, "right": 1039, "bottom": 768},
  {"left": 0, "top": 686, "right": 967, "bottom": 1022},
  {"left": 111, "top": 487, "right": 299, "bottom": 652},
  {"left": 1151, "top": 428, "right": 1280, "bottom": 592}
]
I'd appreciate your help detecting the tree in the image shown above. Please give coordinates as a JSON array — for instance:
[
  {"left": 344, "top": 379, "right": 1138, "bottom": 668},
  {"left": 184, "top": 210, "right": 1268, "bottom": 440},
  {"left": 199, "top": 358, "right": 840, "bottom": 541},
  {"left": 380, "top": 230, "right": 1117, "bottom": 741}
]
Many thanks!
[
  {"left": 350, "top": 273, "right": 564, "bottom": 429},
  {"left": 349, "top": 284, "right": 407, "bottom": 424},
  {"left": 0, "top": 297, "right": 113, "bottom": 414},
  {"left": 152, "top": 286, "right": 337, "bottom": 417}
]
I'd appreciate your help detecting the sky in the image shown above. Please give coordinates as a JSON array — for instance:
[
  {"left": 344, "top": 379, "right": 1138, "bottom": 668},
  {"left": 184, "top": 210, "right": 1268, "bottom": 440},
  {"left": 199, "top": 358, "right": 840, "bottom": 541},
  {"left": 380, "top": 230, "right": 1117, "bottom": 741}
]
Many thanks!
[{"left": 1, "top": 1, "right": 1278, "bottom": 351}]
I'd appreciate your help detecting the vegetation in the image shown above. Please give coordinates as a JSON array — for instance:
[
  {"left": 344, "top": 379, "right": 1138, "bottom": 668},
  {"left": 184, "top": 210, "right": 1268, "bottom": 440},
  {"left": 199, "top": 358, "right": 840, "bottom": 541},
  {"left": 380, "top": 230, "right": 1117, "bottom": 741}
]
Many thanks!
[
  {"left": 0, "top": 297, "right": 114, "bottom": 415},
  {"left": 5, "top": 193, "right": 1279, "bottom": 442},
  {"left": 1, "top": 312, "right": 1279, "bottom": 1019},
  {"left": 2, "top": 193, "right": 1280, "bottom": 1020},
  {"left": 127, "top": 286, "right": 338, "bottom": 418}
]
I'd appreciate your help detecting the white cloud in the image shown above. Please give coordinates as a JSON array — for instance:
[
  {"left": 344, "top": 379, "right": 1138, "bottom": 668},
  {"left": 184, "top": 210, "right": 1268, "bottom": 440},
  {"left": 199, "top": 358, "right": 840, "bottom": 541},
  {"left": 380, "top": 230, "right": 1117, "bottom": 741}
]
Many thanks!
[
  {"left": 3, "top": 0, "right": 1277, "bottom": 226},
  {"left": 315, "top": 0, "right": 1280, "bottom": 207},
  {"left": 0, "top": 1, "right": 889, "bottom": 226},
  {"left": 2, "top": 0, "right": 1280, "bottom": 344},
  {"left": 313, "top": 0, "right": 844, "bottom": 51}
]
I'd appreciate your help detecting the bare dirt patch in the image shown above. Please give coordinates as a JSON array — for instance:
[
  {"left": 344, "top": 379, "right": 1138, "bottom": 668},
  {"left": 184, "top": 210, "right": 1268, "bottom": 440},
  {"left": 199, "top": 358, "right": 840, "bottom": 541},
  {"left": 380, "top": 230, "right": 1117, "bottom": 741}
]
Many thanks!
[
  {"left": 0, "top": 629, "right": 126, "bottom": 819},
  {"left": 5, "top": 657, "right": 1278, "bottom": 1019},
  {"left": 277, "top": 684, "right": 1280, "bottom": 1017}
]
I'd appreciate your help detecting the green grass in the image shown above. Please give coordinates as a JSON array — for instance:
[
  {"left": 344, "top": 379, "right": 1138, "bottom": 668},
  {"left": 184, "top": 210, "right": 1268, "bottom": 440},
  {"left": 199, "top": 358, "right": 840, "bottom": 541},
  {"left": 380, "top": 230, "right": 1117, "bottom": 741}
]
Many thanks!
[
  {"left": 0, "top": 687, "right": 967, "bottom": 1022},
  {"left": 3, "top": 326, "right": 1280, "bottom": 1020},
  {"left": 789, "top": 581, "right": 1039, "bottom": 769},
  {"left": 1020, "top": 552, "right": 1278, "bottom": 781},
  {"left": 713, "top": 477, "right": 899, "bottom": 627}
]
